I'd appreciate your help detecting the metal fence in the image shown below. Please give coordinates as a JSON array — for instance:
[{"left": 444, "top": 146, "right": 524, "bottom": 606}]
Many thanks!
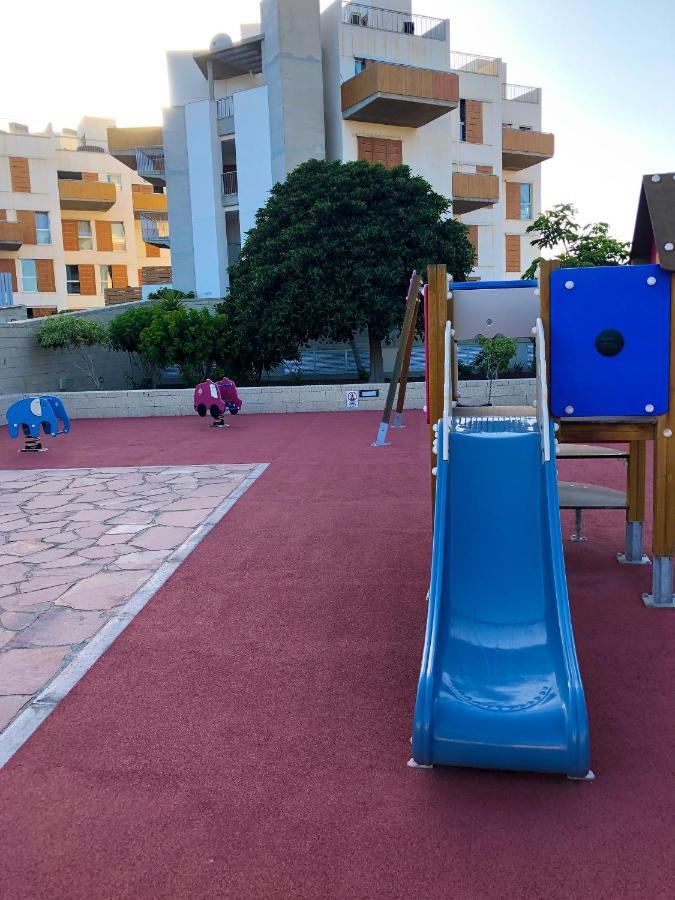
[
  {"left": 341, "top": 3, "right": 446, "bottom": 40},
  {"left": 136, "top": 146, "right": 166, "bottom": 179},
  {"left": 222, "top": 171, "right": 238, "bottom": 197},
  {"left": 450, "top": 52, "right": 499, "bottom": 76},
  {"left": 140, "top": 213, "right": 170, "bottom": 246},
  {"left": 216, "top": 96, "right": 234, "bottom": 119},
  {"left": 0, "top": 272, "right": 13, "bottom": 308},
  {"left": 502, "top": 83, "right": 541, "bottom": 104}
]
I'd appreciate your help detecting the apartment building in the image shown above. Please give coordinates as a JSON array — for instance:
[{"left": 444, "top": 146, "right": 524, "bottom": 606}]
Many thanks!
[
  {"left": 115, "top": 0, "right": 553, "bottom": 297},
  {"left": 0, "top": 117, "right": 170, "bottom": 314}
]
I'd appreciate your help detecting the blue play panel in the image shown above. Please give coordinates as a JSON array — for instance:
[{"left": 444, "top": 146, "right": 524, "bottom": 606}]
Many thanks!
[{"left": 550, "top": 264, "right": 671, "bottom": 417}]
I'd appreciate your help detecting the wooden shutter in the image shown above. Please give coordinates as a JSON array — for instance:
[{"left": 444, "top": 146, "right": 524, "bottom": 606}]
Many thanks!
[
  {"left": 145, "top": 241, "right": 160, "bottom": 258},
  {"left": 132, "top": 183, "right": 153, "bottom": 194},
  {"left": 505, "top": 235, "right": 521, "bottom": 273},
  {"left": 111, "top": 264, "right": 128, "bottom": 288},
  {"left": 16, "top": 210, "right": 37, "bottom": 245},
  {"left": 386, "top": 139, "right": 402, "bottom": 168},
  {"left": 0, "top": 259, "right": 18, "bottom": 292},
  {"left": 467, "top": 225, "right": 479, "bottom": 259},
  {"left": 9, "top": 157, "right": 31, "bottom": 192},
  {"left": 137, "top": 268, "right": 143, "bottom": 285},
  {"left": 81, "top": 172, "right": 99, "bottom": 182},
  {"left": 505, "top": 182, "right": 521, "bottom": 220},
  {"left": 35, "top": 259, "right": 56, "bottom": 292},
  {"left": 464, "top": 100, "right": 483, "bottom": 144},
  {"left": 476, "top": 165, "right": 493, "bottom": 175},
  {"left": 357, "top": 136, "right": 402, "bottom": 169},
  {"left": 78, "top": 264, "right": 97, "bottom": 296},
  {"left": 61, "top": 219, "right": 79, "bottom": 251},
  {"left": 0, "top": 209, "right": 6, "bottom": 221},
  {"left": 357, "top": 136, "right": 373, "bottom": 163},
  {"left": 95, "top": 220, "right": 113, "bottom": 251}
]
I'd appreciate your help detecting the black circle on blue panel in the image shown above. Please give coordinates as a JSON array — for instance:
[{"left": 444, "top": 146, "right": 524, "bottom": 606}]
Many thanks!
[{"left": 595, "top": 329, "right": 624, "bottom": 358}]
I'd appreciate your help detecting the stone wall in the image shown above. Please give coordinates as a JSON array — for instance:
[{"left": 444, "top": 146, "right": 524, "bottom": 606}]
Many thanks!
[{"left": 0, "top": 379, "right": 535, "bottom": 420}]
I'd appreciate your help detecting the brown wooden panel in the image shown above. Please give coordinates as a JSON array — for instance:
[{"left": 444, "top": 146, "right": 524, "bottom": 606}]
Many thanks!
[
  {"left": 0, "top": 209, "right": 6, "bottom": 221},
  {"left": 111, "top": 264, "right": 128, "bottom": 288},
  {"left": 476, "top": 165, "right": 493, "bottom": 175},
  {"left": 357, "top": 136, "right": 402, "bottom": 170},
  {"left": 9, "top": 157, "right": 31, "bottom": 192},
  {"left": 505, "top": 234, "right": 521, "bottom": 273},
  {"left": 357, "top": 136, "right": 373, "bottom": 163},
  {"left": 452, "top": 173, "right": 499, "bottom": 202},
  {"left": 35, "top": 258, "right": 56, "bottom": 292},
  {"left": 16, "top": 209, "right": 36, "bottom": 245},
  {"left": 78, "top": 263, "right": 97, "bottom": 296},
  {"left": 95, "top": 220, "right": 113, "bottom": 252},
  {"left": 502, "top": 128, "right": 555, "bottom": 156},
  {"left": 138, "top": 268, "right": 143, "bottom": 285},
  {"left": 386, "top": 139, "right": 402, "bottom": 168},
  {"left": 132, "top": 183, "right": 153, "bottom": 194},
  {"left": 28, "top": 307, "right": 58, "bottom": 317},
  {"left": 61, "top": 220, "right": 79, "bottom": 251},
  {"left": 505, "top": 181, "right": 521, "bottom": 219},
  {"left": 341, "top": 62, "right": 458, "bottom": 111},
  {"left": 0, "top": 259, "right": 18, "bottom": 292},
  {"left": 467, "top": 225, "right": 479, "bottom": 257},
  {"left": 145, "top": 241, "right": 161, "bottom": 258},
  {"left": 81, "top": 172, "right": 99, "bottom": 182},
  {"left": 465, "top": 100, "right": 483, "bottom": 144}
]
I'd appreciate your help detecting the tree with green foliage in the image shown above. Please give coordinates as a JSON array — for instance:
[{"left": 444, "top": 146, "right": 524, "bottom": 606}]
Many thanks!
[
  {"left": 36, "top": 315, "right": 108, "bottom": 388},
  {"left": 107, "top": 304, "right": 162, "bottom": 388},
  {"left": 146, "top": 287, "right": 195, "bottom": 307},
  {"left": 474, "top": 335, "right": 518, "bottom": 405},
  {"left": 228, "top": 158, "right": 474, "bottom": 382},
  {"left": 523, "top": 203, "right": 630, "bottom": 279},
  {"left": 138, "top": 307, "right": 233, "bottom": 385}
]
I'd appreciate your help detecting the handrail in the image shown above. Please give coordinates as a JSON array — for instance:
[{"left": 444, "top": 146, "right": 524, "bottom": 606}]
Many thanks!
[
  {"left": 221, "top": 171, "right": 238, "bottom": 196},
  {"left": 443, "top": 320, "right": 451, "bottom": 461},
  {"left": 136, "top": 145, "right": 165, "bottom": 178},
  {"left": 140, "top": 212, "right": 169, "bottom": 244},
  {"left": 503, "top": 83, "right": 541, "bottom": 104},
  {"left": 450, "top": 52, "right": 499, "bottom": 76},
  {"left": 216, "top": 96, "right": 234, "bottom": 119},
  {"left": 341, "top": 3, "right": 446, "bottom": 41},
  {"left": 534, "top": 317, "right": 551, "bottom": 462}
]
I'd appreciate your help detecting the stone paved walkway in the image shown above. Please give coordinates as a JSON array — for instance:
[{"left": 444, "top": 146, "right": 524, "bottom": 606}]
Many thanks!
[{"left": 0, "top": 464, "right": 259, "bottom": 734}]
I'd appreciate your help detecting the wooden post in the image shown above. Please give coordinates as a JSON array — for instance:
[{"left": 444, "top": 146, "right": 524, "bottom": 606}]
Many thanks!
[
  {"left": 652, "top": 274, "right": 675, "bottom": 559},
  {"left": 427, "top": 264, "right": 448, "bottom": 511},
  {"left": 372, "top": 272, "right": 420, "bottom": 445},
  {"left": 394, "top": 285, "right": 421, "bottom": 422},
  {"left": 626, "top": 441, "right": 647, "bottom": 524},
  {"left": 538, "top": 258, "right": 560, "bottom": 390}
]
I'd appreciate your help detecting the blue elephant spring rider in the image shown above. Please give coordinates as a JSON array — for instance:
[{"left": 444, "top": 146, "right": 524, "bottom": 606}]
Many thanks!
[{"left": 6, "top": 396, "right": 71, "bottom": 452}]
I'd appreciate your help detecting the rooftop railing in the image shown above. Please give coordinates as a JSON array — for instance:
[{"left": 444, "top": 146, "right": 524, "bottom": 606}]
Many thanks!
[
  {"left": 140, "top": 212, "right": 169, "bottom": 245},
  {"left": 503, "top": 83, "right": 541, "bottom": 104},
  {"left": 136, "top": 145, "right": 165, "bottom": 179},
  {"left": 341, "top": 3, "right": 446, "bottom": 41},
  {"left": 216, "top": 96, "right": 235, "bottom": 119},
  {"left": 450, "top": 52, "right": 499, "bottom": 77}
]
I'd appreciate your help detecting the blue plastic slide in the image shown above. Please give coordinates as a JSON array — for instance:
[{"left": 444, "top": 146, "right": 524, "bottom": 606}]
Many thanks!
[{"left": 412, "top": 417, "right": 591, "bottom": 777}]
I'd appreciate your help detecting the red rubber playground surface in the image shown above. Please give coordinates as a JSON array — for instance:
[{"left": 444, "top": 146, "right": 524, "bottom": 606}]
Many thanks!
[{"left": 0, "top": 411, "right": 673, "bottom": 899}]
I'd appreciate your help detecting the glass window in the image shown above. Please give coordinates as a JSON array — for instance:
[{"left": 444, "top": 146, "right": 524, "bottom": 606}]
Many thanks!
[
  {"left": 111, "top": 222, "right": 126, "bottom": 251},
  {"left": 20, "top": 259, "right": 38, "bottom": 293},
  {"left": 520, "top": 183, "right": 532, "bottom": 220},
  {"left": 103, "top": 173, "right": 122, "bottom": 190},
  {"left": 78, "top": 220, "right": 93, "bottom": 251},
  {"left": 66, "top": 264, "right": 81, "bottom": 294},
  {"left": 99, "top": 265, "right": 112, "bottom": 292},
  {"left": 459, "top": 99, "right": 467, "bottom": 142},
  {"left": 35, "top": 211, "right": 51, "bottom": 245}
]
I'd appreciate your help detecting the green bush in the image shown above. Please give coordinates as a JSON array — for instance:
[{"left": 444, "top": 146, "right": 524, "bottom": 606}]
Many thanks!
[
  {"left": 146, "top": 287, "right": 195, "bottom": 309},
  {"left": 474, "top": 335, "right": 518, "bottom": 404},
  {"left": 107, "top": 305, "right": 161, "bottom": 388},
  {"left": 36, "top": 315, "right": 108, "bottom": 388}
]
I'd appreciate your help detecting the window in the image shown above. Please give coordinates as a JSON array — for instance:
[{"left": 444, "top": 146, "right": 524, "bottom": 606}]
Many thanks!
[
  {"left": 20, "top": 259, "right": 38, "bottom": 293},
  {"left": 35, "top": 211, "right": 51, "bottom": 245},
  {"left": 458, "top": 99, "right": 466, "bottom": 141},
  {"left": 57, "top": 170, "right": 82, "bottom": 181},
  {"left": 66, "top": 264, "right": 81, "bottom": 294},
  {"left": 355, "top": 58, "right": 367, "bottom": 75},
  {"left": 520, "top": 183, "right": 533, "bottom": 220},
  {"left": 78, "top": 220, "right": 93, "bottom": 251},
  {"left": 103, "top": 173, "right": 122, "bottom": 190},
  {"left": 99, "top": 265, "right": 112, "bottom": 292},
  {"left": 111, "top": 222, "right": 126, "bottom": 251}
]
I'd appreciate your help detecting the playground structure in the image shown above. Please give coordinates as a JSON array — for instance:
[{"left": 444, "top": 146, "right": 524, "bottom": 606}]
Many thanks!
[
  {"left": 410, "top": 173, "right": 675, "bottom": 777},
  {"left": 194, "top": 378, "right": 242, "bottom": 428},
  {"left": 5, "top": 396, "right": 71, "bottom": 452}
]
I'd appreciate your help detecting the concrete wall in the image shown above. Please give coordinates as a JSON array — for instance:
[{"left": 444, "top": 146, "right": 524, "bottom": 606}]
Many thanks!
[
  {"left": 234, "top": 86, "right": 274, "bottom": 240},
  {"left": 163, "top": 105, "right": 196, "bottom": 295},
  {"left": 0, "top": 379, "right": 535, "bottom": 420}
]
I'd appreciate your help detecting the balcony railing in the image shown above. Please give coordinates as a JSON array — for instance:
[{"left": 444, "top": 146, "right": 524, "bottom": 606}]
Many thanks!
[
  {"left": 140, "top": 213, "right": 170, "bottom": 248},
  {"left": 341, "top": 3, "right": 446, "bottom": 41},
  {"left": 216, "top": 96, "right": 234, "bottom": 119},
  {"left": 503, "top": 83, "right": 541, "bottom": 104},
  {"left": 0, "top": 221, "right": 24, "bottom": 250},
  {"left": 57, "top": 179, "right": 117, "bottom": 211},
  {"left": 450, "top": 52, "right": 499, "bottom": 77},
  {"left": 132, "top": 191, "right": 168, "bottom": 216},
  {"left": 222, "top": 171, "right": 238, "bottom": 198},
  {"left": 136, "top": 145, "right": 166, "bottom": 180}
]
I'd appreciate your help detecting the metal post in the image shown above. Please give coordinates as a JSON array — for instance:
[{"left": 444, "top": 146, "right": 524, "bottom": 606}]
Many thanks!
[
  {"left": 642, "top": 557, "right": 675, "bottom": 608},
  {"left": 570, "top": 509, "right": 586, "bottom": 542},
  {"left": 617, "top": 521, "right": 650, "bottom": 565}
]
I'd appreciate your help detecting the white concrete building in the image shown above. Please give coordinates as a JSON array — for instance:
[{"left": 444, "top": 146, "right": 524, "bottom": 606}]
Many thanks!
[
  {"left": 134, "top": 0, "right": 553, "bottom": 296},
  {"left": 0, "top": 118, "right": 171, "bottom": 314}
]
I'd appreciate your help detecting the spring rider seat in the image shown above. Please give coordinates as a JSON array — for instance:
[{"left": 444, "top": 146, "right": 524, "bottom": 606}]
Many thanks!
[
  {"left": 6, "top": 396, "right": 71, "bottom": 452},
  {"left": 194, "top": 378, "right": 243, "bottom": 428}
]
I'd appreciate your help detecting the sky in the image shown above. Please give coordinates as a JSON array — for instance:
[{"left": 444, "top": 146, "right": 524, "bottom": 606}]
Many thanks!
[{"left": 1, "top": 0, "right": 673, "bottom": 240}]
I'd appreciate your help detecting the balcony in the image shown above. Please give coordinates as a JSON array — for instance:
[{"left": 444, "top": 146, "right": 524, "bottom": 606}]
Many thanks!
[
  {"left": 140, "top": 213, "right": 170, "bottom": 249},
  {"left": 58, "top": 179, "right": 117, "bottom": 211},
  {"left": 0, "top": 221, "right": 24, "bottom": 251},
  {"left": 452, "top": 172, "right": 499, "bottom": 214},
  {"left": 132, "top": 191, "right": 168, "bottom": 217},
  {"left": 107, "top": 126, "right": 163, "bottom": 171},
  {"left": 502, "top": 126, "right": 554, "bottom": 171},
  {"left": 341, "top": 4, "right": 446, "bottom": 41},
  {"left": 450, "top": 52, "right": 499, "bottom": 77},
  {"left": 503, "top": 83, "right": 541, "bottom": 104},
  {"left": 216, "top": 96, "right": 235, "bottom": 137},
  {"left": 341, "top": 62, "right": 458, "bottom": 128},
  {"left": 221, "top": 171, "right": 238, "bottom": 207},
  {"left": 136, "top": 146, "right": 165, "bottom": 185}
]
